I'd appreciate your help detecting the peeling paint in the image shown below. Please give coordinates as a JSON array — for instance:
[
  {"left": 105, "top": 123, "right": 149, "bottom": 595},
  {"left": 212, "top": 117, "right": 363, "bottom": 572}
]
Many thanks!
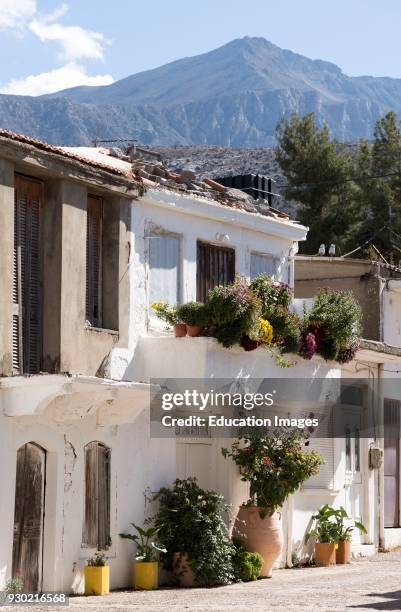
[{"left": 64, "top": 436, "right": 77, "bottom": 493}]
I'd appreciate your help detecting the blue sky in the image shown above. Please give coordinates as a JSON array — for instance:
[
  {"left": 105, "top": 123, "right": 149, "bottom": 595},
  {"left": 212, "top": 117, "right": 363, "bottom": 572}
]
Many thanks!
[{"left": 1, "top": 0, "right": 401, "bottom": 95}]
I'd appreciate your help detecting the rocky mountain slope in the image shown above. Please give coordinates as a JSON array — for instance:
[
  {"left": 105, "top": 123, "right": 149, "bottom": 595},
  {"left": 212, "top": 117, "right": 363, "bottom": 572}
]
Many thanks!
[{"left": 1, "top": 37, "right": 401, "bottom": 146}]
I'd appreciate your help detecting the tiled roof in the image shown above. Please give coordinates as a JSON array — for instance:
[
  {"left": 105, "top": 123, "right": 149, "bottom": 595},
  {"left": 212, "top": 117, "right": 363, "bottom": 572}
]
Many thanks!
[
  {"left": 0, "top": 128, "right": 134, "bottom": 178},
  {"left": 65, "top": 146, "right": 302, "bottom": 225},
  {"left": 0, "top": 128, "right": 303, "bottom": 226}
]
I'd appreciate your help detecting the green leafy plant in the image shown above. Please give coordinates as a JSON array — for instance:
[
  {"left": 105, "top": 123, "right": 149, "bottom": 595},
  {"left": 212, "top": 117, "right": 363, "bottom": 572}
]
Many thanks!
[
  {"left": 305, "top": 289, "right": 362, "bottom": 362},
  {"left": 207, "top": 278, "right": 261, "bottom": 348},
  {"left": 119, "top": 524, "right": 167, "bottom": 562},
  {"left": 305, "top": 504, "right": 339, "bottom": 544},
  {"left": 5, "top": 575, "right": 23, "bottom": 594},
  {"left": 231, "top": 538, "right": 263, "bottom": 582},
  {"left": 151, "top": 302, "right": 179, "bottom": 326},
  {"left": 250, "top": 275, "right": 293, "bottom": 314},
  {"left": 87, "top": 552, "right": 108, "bottom": 567},
  {"left": 176, "top": 301, "right": 209, "bottom": 327},
  {"left": 332, "top": 506, "right": 367, "bottom": 542},
  {"left": 250, "top": 275, "right": 301, "bottom": 353},
  {"left": 153, "top": 478, "right": 234, "bottom": 586},
  {"left": 222, "top": 429, "right": 324, "bottom": 518}
]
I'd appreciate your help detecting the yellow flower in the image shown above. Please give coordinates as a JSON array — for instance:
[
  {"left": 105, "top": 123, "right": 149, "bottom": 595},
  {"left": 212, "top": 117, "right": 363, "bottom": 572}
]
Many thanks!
[{"left": 259, "top": 318, "right": 273, "bottom": 344}]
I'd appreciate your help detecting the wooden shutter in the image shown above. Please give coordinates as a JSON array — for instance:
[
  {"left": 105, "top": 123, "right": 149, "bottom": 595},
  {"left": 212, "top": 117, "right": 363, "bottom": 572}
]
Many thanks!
[
  {"left": 196, "top": 242, "right": 235, "bottom": 302},
  {"left": 12, "top": 443, "right": 46, "bottom": 593},
  {"left": 13, "top": 176, "right": 42, "bottom": 374},
  {"left": 97, "top": 444, "right": 111, "bottom": 549},
  {"left": 86, "top": 196, "right": 103, "bottom": 327},
  {"left": 83, "top": 442, "right": 111, "bottom": 549}
]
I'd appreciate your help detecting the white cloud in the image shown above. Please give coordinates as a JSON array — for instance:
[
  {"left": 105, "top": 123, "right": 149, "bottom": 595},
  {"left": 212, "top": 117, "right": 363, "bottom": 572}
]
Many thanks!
[
  {"left": 0, "top": 0, "right": 36, "bottom": 30},
  {"left": 29, "top": 18, "right": 108, "bottom": 61},
  {"left": 0, "top": 62, "right": 114, "bottom": 96},
  {"left": 0, "top": 2, "right": 114, "bottom": 96}
]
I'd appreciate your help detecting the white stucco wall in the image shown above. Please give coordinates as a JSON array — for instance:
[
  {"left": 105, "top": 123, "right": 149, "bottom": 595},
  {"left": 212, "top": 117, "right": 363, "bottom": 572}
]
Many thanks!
[
  {"left": 0, "top": 403, "right": 176, "bottom": 593},
  {"left": 111, "top": 188, "right": 306, "bottom": 380},
  {"left": 383, "top": 285, "right": 401, "bottom": 347}
]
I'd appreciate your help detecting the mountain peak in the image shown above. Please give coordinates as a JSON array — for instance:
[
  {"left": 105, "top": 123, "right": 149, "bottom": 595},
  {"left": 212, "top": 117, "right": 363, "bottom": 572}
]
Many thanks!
[{"left": 7, "top": 36, "right": 401, "bottom": 148}]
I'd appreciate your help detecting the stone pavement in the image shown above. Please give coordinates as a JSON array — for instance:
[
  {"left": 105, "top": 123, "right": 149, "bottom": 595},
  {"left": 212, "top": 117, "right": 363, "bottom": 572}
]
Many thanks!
[{"left": 5, "top": 549, "right": 401, "bottom": 612}]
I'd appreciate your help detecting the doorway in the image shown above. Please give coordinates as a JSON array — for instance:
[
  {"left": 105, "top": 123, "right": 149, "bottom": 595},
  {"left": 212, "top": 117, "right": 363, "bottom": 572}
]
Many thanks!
[{"left": 12, "top": 442, "right": 46, "bottom": 592}]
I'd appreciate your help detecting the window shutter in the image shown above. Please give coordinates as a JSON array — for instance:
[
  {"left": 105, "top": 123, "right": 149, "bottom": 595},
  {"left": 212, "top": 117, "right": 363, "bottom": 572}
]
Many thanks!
[
  {"left": 13, "top": 176, "right": 42, "bottom": 374},
  {"left": 83, "top": 441, "right": 98, "bottom": 547},
  {"left": 86, "top": 197, "right": 102, "bottom": 327},
  {"left": 250, "top": 253, "right": 278, "bottom": 279},
  {"left": 196, "top": 242, "right": 235, "bottom": 302},
  {"left": 97, "top": 444, "right": 111, "bottom": 549},
  {"left": 83, "top": 442, "right": 110, "bottom": 549},
  {"left": 302, "top": 431, "right": 335, "bottom": 490},
  {"left": 148, "top": 235, "right": 180, "bottom": 307}
]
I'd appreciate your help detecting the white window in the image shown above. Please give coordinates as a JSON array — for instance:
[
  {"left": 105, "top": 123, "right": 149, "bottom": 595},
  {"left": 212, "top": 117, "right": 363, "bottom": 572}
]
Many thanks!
[
  {"left": 148, "top": 234, "right": 180, "bottom": 309},
  {"left": 250, "top": 252, "right": 278, "bottom": 280}
]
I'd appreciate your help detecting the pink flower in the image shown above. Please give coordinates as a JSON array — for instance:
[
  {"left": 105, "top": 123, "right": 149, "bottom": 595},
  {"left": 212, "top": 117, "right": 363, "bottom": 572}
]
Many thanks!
[{"left": 262, "top": 456, "right": 271, "bottom": 466}]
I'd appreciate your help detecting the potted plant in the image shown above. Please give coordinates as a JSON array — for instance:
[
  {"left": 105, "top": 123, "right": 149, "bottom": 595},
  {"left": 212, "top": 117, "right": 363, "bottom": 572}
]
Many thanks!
[
  {"left": 84, "top": 552, "right": 109, "bottom": 595},
  {"left": 250, "top": 275, "right": 301, "bottom": 353},
  {"left": 119, "top": 523, "right": 166, "bottom": 590},
  {"left": 222, "top": 429, "right": 324, "bottom": 577},
  {"left": 176, "top": 301, "right": 209, "bottom": 337},
  {"left": 333, "top": 506, "right": 367, "bottom": 564},
  {"left": 151, "top": 302, "right": 186, "bottom": 337},
  {"left": 303, "top": 289, "right": 362, "bottom": 362},
  {"left": 206, "top": 278, "right": 261, "bottom": 348},
  {"left": 153, "top": 478, "right": 234, "bottom": 587},
  {"left": 305, "top": 505, "right": 338, "bottom": 566}
]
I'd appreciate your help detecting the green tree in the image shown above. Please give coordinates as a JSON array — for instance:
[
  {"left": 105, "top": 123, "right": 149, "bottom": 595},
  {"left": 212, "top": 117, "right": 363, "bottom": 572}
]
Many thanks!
[{"left": 275, "top": 113, "right": 356, "bottom": 254}]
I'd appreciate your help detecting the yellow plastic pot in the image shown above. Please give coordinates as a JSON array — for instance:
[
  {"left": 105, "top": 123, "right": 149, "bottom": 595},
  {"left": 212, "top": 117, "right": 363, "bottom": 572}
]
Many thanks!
[
  {"left": 84, "top": 566, "right": 110, "bottom": 595},
  {"left": 134, "top": 561, "right": 158, "bottom": 590}
]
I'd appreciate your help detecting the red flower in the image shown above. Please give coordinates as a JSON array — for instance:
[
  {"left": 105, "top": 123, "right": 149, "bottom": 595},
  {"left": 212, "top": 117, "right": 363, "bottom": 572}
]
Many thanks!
[{"left": 262, "top": 456, "right": 271, "bottom": 466}]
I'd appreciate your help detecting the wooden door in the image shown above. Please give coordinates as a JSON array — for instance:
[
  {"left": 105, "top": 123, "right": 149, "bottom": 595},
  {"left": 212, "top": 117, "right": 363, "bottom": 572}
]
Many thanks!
[
  {"left": 196, "top": 241, "right": 235, "bottom": 302},
  {"left": 13, "top": 175, "right": 43, "bottom": 374},
  {"left": 12, "top": 443, "right": 46, "bottom": 593},
  {"left": 384, "top": 399, "right": 400, "bottom": 528}
]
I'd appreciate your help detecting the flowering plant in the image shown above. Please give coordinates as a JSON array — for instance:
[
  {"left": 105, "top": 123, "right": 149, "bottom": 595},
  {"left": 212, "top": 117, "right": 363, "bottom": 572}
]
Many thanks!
[
  {"left": 207, "top": 278, "right": 261, "bottom": 348},
  {"left": 259, "top": 318, "right": 273, "bottom": 344},
  {"left": 153, "top": 478, "right": 234, "bottom": 586},
  {"left": 151, "top": 302, "right": 179, "bottom": 326},
  {"left": 222, "top": 429, "right": 324, "bottom": 518},
  {"left": 250, "top": 274, "right": 293, "bottom": 317},
  {"left": 303, "top": 289, "right": 362, "bottom": 362}
]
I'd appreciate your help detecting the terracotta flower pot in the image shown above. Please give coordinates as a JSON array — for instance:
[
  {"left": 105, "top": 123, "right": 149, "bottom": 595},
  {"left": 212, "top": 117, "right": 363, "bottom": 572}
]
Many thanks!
[
  {"left": 314, "top": 542, "right": 336, "bottom": 566},
  {"left": 172, "top": 552, "right": 196, "bottom": 587},
  {"left": 336, "top": 540, "right": 351, "bottom": 564},
  {"left": 233, "top": 506, "right": 283, "bottom": 578},
  {"left": 186, "top": 325, "right": 202, "bottom": 337},
  {"left": 173, "top": 323, "right": 187, "bottom": 337}
]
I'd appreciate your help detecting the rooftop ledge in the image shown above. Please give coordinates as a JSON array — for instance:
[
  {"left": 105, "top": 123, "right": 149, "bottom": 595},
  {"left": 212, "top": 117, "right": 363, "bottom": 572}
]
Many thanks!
[
  {"left": 357, "top": 339, "right": 401, "bottom": 363},
  {"left": 0, "top": 374, "right": 157, "bottom": 423}
]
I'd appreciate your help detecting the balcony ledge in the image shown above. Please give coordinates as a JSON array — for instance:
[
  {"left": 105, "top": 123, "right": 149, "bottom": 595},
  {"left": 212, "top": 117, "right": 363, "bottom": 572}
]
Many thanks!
[
  {"left": 0, "top": 374, "right": 156, "bottom": 425},
  {"left": 134, "top": 335, "right": 342, "bottom": 382}
]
